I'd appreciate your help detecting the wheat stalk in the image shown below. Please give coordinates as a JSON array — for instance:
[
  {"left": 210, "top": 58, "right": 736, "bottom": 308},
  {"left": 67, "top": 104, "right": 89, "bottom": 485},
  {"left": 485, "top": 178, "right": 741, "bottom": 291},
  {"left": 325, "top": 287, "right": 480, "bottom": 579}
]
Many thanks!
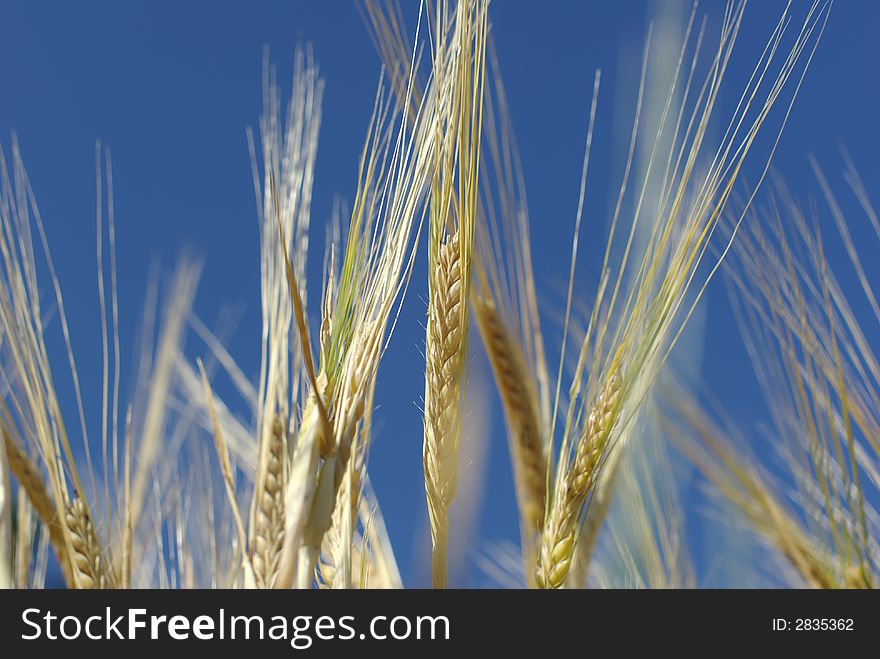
[
  {"left": 248, "top": 48, "right": 323, "bottom": 589},
  {"left": 473, "top": 296, "right": 546, "bottom": 533},
  {"left": 421, "top": 0, "right": 488, "bottom": 590},
  {"left": 277, "top": 0, "right": 443, "bottom": 587},
  {"left": 665, "top": 385, "right": 855, "bottom": 589},
  {"left": 0, "top": 0, "right": 843, "bottom": 592},
  {"left": 198, "top": 360, "right": 256, "bottom": 588},
  {"left": 686, "top": 160, "right": 880, "bottom": 588}
]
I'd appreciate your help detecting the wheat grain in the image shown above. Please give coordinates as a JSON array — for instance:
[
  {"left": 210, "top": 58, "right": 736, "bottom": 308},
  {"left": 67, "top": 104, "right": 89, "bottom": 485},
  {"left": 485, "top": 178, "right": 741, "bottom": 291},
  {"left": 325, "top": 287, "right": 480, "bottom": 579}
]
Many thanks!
[
  {"left": 64, "top": 497, "right": 109, "bottom": 589},
  {"left": 537, "top": 370, "right": 621, "bottom": 589},
  {"left": 424, "top": 232, "right": 466, "bottom": 588},
  {"left": 252, "top": 415, "right": 286, "bottom": 588}
]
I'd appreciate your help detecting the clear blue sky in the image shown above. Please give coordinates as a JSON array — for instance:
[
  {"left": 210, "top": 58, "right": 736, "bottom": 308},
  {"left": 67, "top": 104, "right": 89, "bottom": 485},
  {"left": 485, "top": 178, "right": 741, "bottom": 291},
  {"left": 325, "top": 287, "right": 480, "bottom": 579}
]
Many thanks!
[{"left": 1, "top": 1, "right": 877, "bottom": 586}]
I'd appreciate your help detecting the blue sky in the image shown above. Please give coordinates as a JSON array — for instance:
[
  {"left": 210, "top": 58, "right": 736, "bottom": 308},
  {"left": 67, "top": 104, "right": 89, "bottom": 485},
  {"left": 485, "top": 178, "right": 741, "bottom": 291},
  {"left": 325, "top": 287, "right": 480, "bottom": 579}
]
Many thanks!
[{"left": 1, "top": 1, "right": 878, "bottom": 586}]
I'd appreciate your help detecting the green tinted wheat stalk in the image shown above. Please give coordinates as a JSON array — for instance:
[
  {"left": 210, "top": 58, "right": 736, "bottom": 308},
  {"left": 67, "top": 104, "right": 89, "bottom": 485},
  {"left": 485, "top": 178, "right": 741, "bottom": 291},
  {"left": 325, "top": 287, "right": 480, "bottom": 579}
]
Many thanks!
[{"left": 277, "top": 6, "right": 440, "bottom": 586}]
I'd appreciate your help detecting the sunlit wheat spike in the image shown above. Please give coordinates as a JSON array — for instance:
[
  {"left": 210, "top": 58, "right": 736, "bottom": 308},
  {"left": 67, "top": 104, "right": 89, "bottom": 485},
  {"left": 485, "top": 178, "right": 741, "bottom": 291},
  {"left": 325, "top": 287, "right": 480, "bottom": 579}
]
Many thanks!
[
  {"left": 424, "top": 232, "right": 466, "bottom": 588},
  {"left": 362, "top": 0, "right": 547, "bottom": 576},
  {"left": 64, "top": 497, "right": 110, "bottom": 589},
  {"left": 471, "top": 49, "right": 552, "bottom": 572},
  {"left": 537, "top": 370, "right": 621, "bottom": 589},
  {"left": 248, "top": 45, "right": 323, "bottom": 562},
  {"left": 421, "top": 0, "right": 489, "bottom": 590},
  {"left": 252, "top": 415, "right": 286, "bottom": 588}
]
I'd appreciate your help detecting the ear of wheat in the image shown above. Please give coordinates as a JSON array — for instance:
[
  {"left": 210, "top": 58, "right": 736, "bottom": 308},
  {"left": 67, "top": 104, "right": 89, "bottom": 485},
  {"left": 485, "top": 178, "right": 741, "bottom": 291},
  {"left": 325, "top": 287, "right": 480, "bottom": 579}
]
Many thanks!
[
  {"left": 534, "top": 0, "right": 829, "bottom": 588},
  {"left": 64, "top": 497, "right": 110, "bottom": 589},
  {"left": 0, "top": 142, "right": 115, "bottom": 588},
  {"left": 271, "top": 4, "right": 443, "bottom": 587},
  {"left": 422, "top": 0, "right": 489, "bottom": 589},
  {"left": 2, "top": 428, "right": 68, "bottom": 582},
  {"left": 670, "top": 157, "right": 880, "bottom": 588},
  {"left": 249, "top": 48, "right": 323, "bottom": 589}
]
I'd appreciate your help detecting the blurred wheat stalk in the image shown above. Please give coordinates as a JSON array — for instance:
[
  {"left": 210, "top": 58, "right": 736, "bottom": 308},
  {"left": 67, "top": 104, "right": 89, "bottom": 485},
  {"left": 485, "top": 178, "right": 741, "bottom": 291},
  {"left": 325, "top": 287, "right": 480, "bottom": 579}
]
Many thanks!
[
  {"left": 667, "top": 156, "right": 879, "bottom": 589},
  {"left": 2, "top": 0, "right": 869, "bottom": 591}
]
